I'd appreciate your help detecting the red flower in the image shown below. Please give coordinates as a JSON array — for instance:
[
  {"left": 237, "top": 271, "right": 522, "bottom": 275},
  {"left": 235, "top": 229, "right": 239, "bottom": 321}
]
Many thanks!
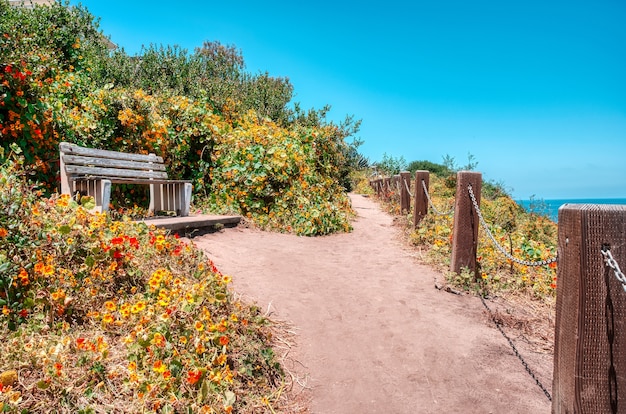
[
  {"left": 186, "top": 370, "right": 202, "bottom": 385},
  {"left": 127, "top": 237, "right": 139, "bottom": 249},
  {"left": 219, "top": 336, "right": 229, "bottom": 346},
  {"left": 111, "top": 237, "right": 124, "bottom": 245}
]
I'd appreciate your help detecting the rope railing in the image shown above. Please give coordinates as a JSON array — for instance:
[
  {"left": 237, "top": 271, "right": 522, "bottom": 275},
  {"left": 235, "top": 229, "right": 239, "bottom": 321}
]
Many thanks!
[
  {"left": 467, "top": 184, "right": 558, "bottom": 267},
  {"left": 403, "top": 178, "right": 414, "bottom": 198}
]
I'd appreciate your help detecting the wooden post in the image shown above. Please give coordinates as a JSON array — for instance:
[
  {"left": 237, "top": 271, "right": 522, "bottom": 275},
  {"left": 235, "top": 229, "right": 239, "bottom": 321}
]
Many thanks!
[
  {"left": 553, "top": 204, "right": 626, "bottom": 414},
  {"left": 383, "top": 177, "right": 391, "bottom": 199},
  {"left": 400, "top": 171, "right": 411, "bottom": 214},
  {"left": 376, "top": 179, "right": 383, "bottom": 198},
  {"left": 413, "top": 170, "right": 429, "bottom": 227},
  {"left": 392, "top": 175, "right": 400, "bottom": 202},
  {"left": 450, "top": 171, "right": 482, "bottom": 275}
]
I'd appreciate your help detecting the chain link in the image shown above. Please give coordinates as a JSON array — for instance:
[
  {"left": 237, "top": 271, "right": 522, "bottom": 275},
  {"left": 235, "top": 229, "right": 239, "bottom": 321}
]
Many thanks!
[
  {"left": 467, "top": 185, "right": 558, "bottom": 267},
  {"left": 479, "top": 295, "right": 552, "bottom": 401},
  {"left": 422, "top": 180, "right": 454, "bottom": 216},
  {"left": 602, "top": 248, "right": 626, "bottom": 293}
]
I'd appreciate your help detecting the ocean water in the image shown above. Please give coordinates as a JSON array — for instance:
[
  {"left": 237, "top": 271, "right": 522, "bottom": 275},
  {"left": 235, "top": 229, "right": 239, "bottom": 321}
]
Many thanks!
[{"left": 516, "top": 198, "right": 626, "bottom": 222}]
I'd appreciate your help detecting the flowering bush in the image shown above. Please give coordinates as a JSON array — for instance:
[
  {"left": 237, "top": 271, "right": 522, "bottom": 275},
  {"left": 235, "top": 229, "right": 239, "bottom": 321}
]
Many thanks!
[
  {"left": 206, "top": 112, "right": 352, "bottom": 235},
  {"left": 0, "top": 157, "right": 287, "bottom": 413},
  {"left": 1, "top": 1, "right": 357, "bottom": 235}
]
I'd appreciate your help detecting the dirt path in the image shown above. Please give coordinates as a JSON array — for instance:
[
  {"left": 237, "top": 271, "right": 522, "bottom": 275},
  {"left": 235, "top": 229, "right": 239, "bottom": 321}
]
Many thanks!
[{"left": 193, "top": 194, "right": 553, "bottom": 413}]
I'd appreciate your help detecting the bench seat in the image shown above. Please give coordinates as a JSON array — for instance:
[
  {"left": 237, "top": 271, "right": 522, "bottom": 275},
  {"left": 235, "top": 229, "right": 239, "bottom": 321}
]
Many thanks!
[{"left": 59, "top": 142, "right": 192, "bottom": 216}]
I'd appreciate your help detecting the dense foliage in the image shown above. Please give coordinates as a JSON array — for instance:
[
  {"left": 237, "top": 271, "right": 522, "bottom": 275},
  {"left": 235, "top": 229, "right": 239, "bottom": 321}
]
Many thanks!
[
  {"left": 0, "top": 154, "right": 288, "bottom": 413},
  {"left": 0, "top": 0, "right": 367, "bottom": 411},
  {"left": 0, "top": 0, "right": 361, "bottom": 236}
]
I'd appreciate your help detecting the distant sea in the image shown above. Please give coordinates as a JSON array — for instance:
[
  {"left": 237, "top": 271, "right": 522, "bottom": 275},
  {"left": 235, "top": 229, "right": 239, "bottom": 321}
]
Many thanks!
[{"left": 516, "top": 198, "right": 626, "bottom": 222}]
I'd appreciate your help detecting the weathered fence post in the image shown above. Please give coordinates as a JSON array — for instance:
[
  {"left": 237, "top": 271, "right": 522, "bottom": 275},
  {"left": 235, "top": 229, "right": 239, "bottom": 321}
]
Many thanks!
[
  {"left": 400, "top": 171, "right": 411, "bottom": 214},
  {"left": 553, "top": 204, "right": 626, "bottom": 414},
  {"left": 413, "top": 170, "right": 429, "bottom": 227},
  {"left": 450, "top": 171, "right": 482, "bottom": 275},
  {"left": 383, "top": 177, "right": 391, "bottom": 199},
  {"left": 375, "top": 178, "right": 383, "bottom": 198}
]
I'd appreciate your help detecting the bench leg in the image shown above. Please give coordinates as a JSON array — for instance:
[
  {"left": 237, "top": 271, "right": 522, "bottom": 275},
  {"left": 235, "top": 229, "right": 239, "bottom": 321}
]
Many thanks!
[
  {"left": 181, "top": 183, "right": 192, "bottom": 217},
  {"left": 150, "top": 183, "right": 192, "bottom": 217},
  {"left": 74, "top": 179, "right": 111, "bottom": 213}
]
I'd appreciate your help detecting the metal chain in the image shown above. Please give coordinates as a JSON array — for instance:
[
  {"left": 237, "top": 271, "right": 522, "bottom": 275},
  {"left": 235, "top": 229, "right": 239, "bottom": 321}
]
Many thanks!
[
  {"left": 479, "top": 295, "right": 552, "bottom": 401},
  {"left": 467, "top": 185, "right": 558, "bottom": 267},
  {"left": 403, "top": 179, "right": 414, "bottom": 197},
  {"left": 602, "top": 248, "right": 626, "bottom": 293},
  {"left": 422, "top": 180, "right": 454, "bottom": 216}
]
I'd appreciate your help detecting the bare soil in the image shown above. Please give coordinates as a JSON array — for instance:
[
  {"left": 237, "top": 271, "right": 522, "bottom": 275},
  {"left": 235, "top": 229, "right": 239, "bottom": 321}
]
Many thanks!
[{"left": 192, "top": 193, "right": 553, "bottom": 413}]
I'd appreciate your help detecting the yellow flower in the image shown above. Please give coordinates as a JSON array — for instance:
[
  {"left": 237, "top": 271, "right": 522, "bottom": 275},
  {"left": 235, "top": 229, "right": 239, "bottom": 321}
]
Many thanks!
[
  {"left": 153, "top": 360, "right": 167, "bottom": 374},
  {"left": 50, "top": 290, "right": 65, "bottom": 302},
  {"left": 194, "top": 321, "right": 204, "bottom": 332},
  {"left": 131, "top": 301, "right": 146, "bottom": 314}
]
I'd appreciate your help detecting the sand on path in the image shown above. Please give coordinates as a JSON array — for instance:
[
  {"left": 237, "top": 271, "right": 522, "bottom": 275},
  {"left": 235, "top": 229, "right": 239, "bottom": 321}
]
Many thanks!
[{"left": 192, "top": 193, "right": 552, "bottom": 413}]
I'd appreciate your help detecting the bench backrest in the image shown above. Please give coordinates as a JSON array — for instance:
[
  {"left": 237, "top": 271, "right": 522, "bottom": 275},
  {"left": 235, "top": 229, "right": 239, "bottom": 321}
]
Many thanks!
[{"left": 59, "top": 142, "right": 168, "bottom": 194}]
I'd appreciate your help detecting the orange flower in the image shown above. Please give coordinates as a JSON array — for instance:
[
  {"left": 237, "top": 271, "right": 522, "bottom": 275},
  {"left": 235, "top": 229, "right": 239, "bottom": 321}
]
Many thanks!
[
  {"left": 17, "top": 268, "right": 29, "bottom": 286},
  {"left": 42, "top": 264, "right": 54, "bottom": 276},
  {"left": 152, "top": 333, "right": 166, "bottom": 347},
  {"left": 219, "top": 336, "right": 229, "bottom": 346},
  {"left": 186, "top": 369, "right": 202, "bottom": 385},
  {"left": 0, "top": 227, "right": 7, "bottom": 237}
]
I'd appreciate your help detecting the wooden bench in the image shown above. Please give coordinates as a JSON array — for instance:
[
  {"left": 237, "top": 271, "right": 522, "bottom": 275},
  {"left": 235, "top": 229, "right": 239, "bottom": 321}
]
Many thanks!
[{"left": 59, "top": 142, "right": 192, "bottom": 216}]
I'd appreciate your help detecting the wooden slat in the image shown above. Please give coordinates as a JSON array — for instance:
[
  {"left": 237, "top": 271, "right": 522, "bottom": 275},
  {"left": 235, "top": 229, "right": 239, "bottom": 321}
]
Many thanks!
[
  {"left": 65, "top": 165, "right": 168, "bottom": 180},
  {"left": 72, "top": 177, "right": 191, "bottom": 185},
  {"left": 62, "top": 155, "right": 167, "bottom": 172},
  {"left": 59, "top": 142, "right": 163, "bottom": 163}
]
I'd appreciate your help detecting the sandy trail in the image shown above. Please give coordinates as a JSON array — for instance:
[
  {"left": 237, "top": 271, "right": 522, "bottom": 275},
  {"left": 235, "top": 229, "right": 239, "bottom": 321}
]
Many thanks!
[{"left": 193, "top": 193, "right": 552, "bottom": 413}]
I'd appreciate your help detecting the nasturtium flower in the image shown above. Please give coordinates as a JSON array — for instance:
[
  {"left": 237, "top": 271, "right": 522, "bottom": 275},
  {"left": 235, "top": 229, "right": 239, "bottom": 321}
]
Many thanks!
[
  {"left": 186, "top": 369, "right": 202, "bottom": 385},
  {"left": 194, "top": 321, "right": 204, "bottom": 332},
  {"left": 152, "top": 360, "right": 166, "bottom": 374}
]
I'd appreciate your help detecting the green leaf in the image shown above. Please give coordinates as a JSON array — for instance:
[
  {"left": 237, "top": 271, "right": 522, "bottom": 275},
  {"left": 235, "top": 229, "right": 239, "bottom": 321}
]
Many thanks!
[
  {"left": 80, "top": 196, "right": 96, "bottom": 210},
  {"left": 59, "top": 225, "right": 71, "bottom": 235},
  {"left": 37, "top": 380, "right": 50, "bottom": 389},
  {"left": 198, "top": 379, "right": 210, "bottom": 404},
  {"left": 85, "top": 256, "right": 95, "bottom": 268}
]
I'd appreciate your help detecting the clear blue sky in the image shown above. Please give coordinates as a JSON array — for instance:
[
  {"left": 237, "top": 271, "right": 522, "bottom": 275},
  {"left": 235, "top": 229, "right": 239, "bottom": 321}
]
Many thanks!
[{"left": 70, "top": 0, "right": 626, "bottom": 200}]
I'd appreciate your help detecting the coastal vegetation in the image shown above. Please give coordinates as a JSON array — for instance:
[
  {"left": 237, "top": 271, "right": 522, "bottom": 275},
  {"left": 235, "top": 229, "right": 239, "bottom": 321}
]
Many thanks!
[
  {"left": 0, "top": 0, "right": 358, "bottom": 411},
  {"left": 361, "top": 154, "right": 558, "bottom": 302}
]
